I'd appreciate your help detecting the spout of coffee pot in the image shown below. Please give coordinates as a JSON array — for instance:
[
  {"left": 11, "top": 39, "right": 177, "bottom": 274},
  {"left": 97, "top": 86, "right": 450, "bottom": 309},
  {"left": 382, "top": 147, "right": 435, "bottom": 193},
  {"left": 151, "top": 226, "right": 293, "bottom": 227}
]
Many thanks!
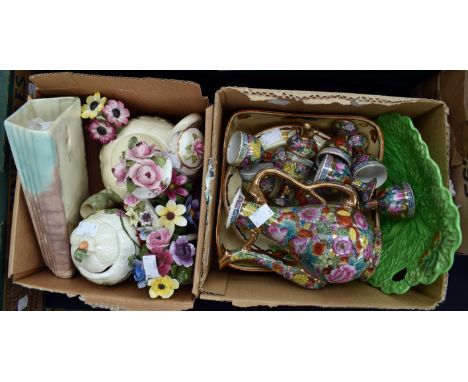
[{"left": 220, "top": 246, "right": 327, "bottom": 290}]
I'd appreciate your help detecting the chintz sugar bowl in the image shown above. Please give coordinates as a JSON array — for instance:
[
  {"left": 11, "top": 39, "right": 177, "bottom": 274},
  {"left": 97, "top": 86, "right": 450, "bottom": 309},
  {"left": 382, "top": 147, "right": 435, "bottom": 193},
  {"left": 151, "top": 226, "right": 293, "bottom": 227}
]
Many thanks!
[{"left": 220, "top": 168, "right": 382, "bottom": 289}]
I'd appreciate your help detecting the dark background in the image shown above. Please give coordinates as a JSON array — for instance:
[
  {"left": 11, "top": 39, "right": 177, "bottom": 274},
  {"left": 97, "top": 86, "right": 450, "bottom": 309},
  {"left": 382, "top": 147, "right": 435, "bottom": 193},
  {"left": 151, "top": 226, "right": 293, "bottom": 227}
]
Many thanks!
[{"left": 27, "top": 71, "right": 468, "bottom": 310}]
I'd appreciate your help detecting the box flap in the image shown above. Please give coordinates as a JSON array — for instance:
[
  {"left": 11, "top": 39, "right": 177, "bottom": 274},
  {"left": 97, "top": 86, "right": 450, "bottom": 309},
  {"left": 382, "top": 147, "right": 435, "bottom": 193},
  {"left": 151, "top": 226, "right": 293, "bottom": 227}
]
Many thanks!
[
  {"left": 201, "top": 270, "right": 446, "bottom": 310},
  {"left": 30, "top": 72, "right": 209, "bottom": 118},
  {"left": 192, "top": 105, "right": 213, "bottom": 296},
  {"left": 9, "top": 179, "right": 46, "bottom": 280},
  {"left": 217, "top": 86, "right": 445, "bottom": 119},
  {"left": 17, "top": 270, "right": 194, "bottom": 311}
]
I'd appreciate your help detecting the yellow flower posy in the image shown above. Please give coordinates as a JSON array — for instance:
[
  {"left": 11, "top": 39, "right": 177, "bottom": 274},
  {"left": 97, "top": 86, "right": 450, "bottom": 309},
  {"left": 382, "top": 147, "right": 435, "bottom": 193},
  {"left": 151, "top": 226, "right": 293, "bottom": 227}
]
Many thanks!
[
  {"left": 125, "top": 207, "right": 139, "bottom": 227},
  {"left": 148, "top": 276, "right": 180, "bottom": 299},
  {"left": 155, "top": 200, "right": 187, "bottom": 234},
  {"left": 81, "top": 92, "right": 107, "bottom": 119}
]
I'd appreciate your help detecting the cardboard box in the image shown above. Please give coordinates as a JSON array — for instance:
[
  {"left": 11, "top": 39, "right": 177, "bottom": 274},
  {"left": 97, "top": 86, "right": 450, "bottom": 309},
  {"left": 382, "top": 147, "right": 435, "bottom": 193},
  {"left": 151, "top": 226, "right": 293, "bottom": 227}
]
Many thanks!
[
  {"left": 8, "top": 72, "right": 208, "bottom": 310},
  {"left": 2, "top": 70, "right": 44, "bottom": 310},
  {"left": 194, "top": 86, "right": 451, "bottom": 309},
  {"left": 411, "top": 71, "right": 468, "bottom": 254}
]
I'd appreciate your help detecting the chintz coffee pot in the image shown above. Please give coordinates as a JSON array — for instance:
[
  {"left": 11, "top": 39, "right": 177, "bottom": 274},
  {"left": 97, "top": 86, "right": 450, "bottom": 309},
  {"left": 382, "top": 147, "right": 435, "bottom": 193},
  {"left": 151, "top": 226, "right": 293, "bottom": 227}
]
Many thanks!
[{"left": 220, "top": 168, "right": 382, "bottom": 289}]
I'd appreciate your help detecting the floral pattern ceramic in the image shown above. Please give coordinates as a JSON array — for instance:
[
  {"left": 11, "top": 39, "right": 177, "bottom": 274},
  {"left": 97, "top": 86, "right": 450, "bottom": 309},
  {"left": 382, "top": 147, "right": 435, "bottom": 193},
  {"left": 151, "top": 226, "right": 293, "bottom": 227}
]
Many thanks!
[
  {"left": 347, "top": 134, "right": 368, "bottom": 158},
  {"left": 286, "top": 131, "right": 318, "bottom": 159},
  {"left": 182, "top": 130, "right": 204, "bottom": 166},
  {"left": 274, "top": 147, "right": 314, "bottom": 181},
  {"left": 377, "top": 182, "right": 415, "bottom": 218},
  {"left": 331, "top": 120, "right": 359, "bottom": 136},
  {"left": 351, "top": 154, "right": 388, "bottom": 187},
  {"left": 227, "top": 131, "right": 264, "bottom": 168},
  {"left": 351, "top": 178, "right": 377, "bottom": 204},
  {"left": 226, "top": 191, "right": 380, "bottom": 288},
  {"left": 316, "top": 136, "right": 353, "bottom": 166},
  {"left": 313, "top": 154, "right": 351, "bottom": 184}
]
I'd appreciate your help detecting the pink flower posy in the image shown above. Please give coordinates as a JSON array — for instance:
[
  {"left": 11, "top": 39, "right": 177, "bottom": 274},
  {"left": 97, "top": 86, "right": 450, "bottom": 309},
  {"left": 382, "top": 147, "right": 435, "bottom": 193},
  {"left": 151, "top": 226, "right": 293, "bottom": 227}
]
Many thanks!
[
  {"left": 87, "top": 120, "right": 117, "bottom": 144},
  {"left": 164, "top": 170, "right": 189, "bottom": 201},
  {"left": 103, "top": 99, "right": 130, "bottom": 128}
]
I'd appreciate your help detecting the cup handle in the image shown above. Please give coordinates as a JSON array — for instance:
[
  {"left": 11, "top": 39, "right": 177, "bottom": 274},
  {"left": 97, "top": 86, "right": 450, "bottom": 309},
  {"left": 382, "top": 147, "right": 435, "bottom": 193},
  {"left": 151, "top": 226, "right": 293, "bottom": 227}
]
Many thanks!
[{"left": 219, "top": 247, "right": 327, "bottom": 289}]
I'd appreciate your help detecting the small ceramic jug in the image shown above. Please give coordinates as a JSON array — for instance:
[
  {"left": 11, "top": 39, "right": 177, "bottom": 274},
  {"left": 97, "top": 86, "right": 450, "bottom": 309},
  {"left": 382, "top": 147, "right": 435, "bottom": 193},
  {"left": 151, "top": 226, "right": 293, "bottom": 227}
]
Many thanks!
[{"left": 220, "top": 168, "right": 382, "bottom": 289}]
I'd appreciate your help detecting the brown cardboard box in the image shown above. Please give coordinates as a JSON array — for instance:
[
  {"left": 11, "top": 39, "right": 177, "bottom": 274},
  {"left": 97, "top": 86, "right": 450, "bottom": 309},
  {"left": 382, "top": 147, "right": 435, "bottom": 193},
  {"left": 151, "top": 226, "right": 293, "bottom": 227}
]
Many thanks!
[
  {"left": 194, "top": 87, "right": 451, "bottom": 309},
  {"left": 3, "top": 70, "right": 44, "bottom": 310},
  {"left": 411, "top": 71, "right": 468, "bottom": 254},
  {"left": 8, "top": 72, "right": 209, "bottom": 310}
]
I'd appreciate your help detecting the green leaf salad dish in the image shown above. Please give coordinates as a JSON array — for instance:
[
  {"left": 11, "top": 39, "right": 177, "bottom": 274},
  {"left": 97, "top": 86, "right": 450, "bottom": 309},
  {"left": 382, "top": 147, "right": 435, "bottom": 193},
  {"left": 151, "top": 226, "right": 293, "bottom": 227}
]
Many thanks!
[{"left": 369, "top": 113, "right": 461, "bottom": 294}]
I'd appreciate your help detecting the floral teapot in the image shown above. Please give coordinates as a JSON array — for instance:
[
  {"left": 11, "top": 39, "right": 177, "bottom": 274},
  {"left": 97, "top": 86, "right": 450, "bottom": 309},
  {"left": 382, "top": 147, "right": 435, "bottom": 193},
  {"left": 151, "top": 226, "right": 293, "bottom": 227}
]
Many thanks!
[{"left": 220, "top": 168, "right": 382, "bottom": 289}]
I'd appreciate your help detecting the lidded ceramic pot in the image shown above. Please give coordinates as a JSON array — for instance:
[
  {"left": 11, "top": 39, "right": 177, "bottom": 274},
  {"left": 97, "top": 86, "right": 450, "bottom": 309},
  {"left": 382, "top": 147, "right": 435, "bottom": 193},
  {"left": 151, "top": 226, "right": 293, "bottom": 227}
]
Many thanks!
[
  {"left": 100, "top": 116, "right": 173, "bottom": 198},
  {"left": 167, "top": 113, "right": 205, "bottom": 176},
  {"left": 70, "top": 210, "right": 139, "bottom": 285}
]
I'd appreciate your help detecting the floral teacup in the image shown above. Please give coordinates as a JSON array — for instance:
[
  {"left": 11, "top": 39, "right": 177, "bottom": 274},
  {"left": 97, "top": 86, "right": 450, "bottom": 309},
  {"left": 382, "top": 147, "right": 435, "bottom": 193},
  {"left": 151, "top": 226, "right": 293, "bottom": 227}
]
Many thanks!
[
  {"left": 351, "top": 178, "right": 377, "bottom": 204},
  {"left": 316, "top": 136, "right": 353, "bottom": 166},
  {"left": 313, "top": 154, "right": 352, "bottom": 184},
  {"left": 376, "top": 182, "right": 415, "bottom": 218},
  {"left": 351, "top": 154, "right": 388, "bottom": 188},
  {"left": 227, "top": 131, "right": 264, "bottom": 168}
]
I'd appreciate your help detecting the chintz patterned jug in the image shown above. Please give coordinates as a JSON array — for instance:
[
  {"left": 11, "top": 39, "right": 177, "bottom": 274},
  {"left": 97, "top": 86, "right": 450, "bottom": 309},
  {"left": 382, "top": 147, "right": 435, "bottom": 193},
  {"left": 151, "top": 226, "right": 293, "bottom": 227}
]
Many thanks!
[{"left": 220, "top": 168, "right": 382, "bottom": 289}]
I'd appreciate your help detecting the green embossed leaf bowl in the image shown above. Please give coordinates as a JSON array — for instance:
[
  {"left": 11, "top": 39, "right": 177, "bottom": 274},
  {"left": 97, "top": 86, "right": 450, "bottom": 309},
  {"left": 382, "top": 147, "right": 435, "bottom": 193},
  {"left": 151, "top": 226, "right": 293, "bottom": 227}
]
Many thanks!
[{"left": 368, "top": 113, "right": 461, "bottom": 294}]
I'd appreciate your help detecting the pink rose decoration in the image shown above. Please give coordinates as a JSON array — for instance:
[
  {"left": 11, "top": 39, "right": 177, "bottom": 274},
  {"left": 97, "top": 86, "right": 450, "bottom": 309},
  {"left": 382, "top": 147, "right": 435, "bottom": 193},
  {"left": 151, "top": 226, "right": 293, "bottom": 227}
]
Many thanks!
[
  {"left": 267, "top": 224, "right": 288, "bottom": 245},
  {"left": 299, "top": 207, "right": 321, "bottom": 222},
  {"left": 156, "top": 249, "right": 174, "bottom": 276},
  {"left": 112, "top": 160, "right": 127, "bottom": 186},
  {"left": 354, "top": 212, "right": 368, "bottom": 230},
  {"left": 164, "top": 169, "right": 189, "bottom": 201},
  {"left": 127, "top": 141, "right": 156, "bottom": 161},
  {"left": 326, "top": 264, "right": 356, "bottom": 283},
  {"left": 124, "top": 194, "right": 140, "bottom": 207},
  {"left": 291, "top": 237, "right": 308, "bottom": 254},
  {"left": 146, "top": 228, "right": 172, "bottom": 254},
  {"left": 335, "top": 161, "right": 345, "bottom": 172},
  {"left": 193, "top": 139, "right": 204, "bottom": 156},
  {"left": 127, "top": 159, "right": 163, "bottom": 190},
  {"left": 333, "top": 237, "right": 353, "bottom": 256}
]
